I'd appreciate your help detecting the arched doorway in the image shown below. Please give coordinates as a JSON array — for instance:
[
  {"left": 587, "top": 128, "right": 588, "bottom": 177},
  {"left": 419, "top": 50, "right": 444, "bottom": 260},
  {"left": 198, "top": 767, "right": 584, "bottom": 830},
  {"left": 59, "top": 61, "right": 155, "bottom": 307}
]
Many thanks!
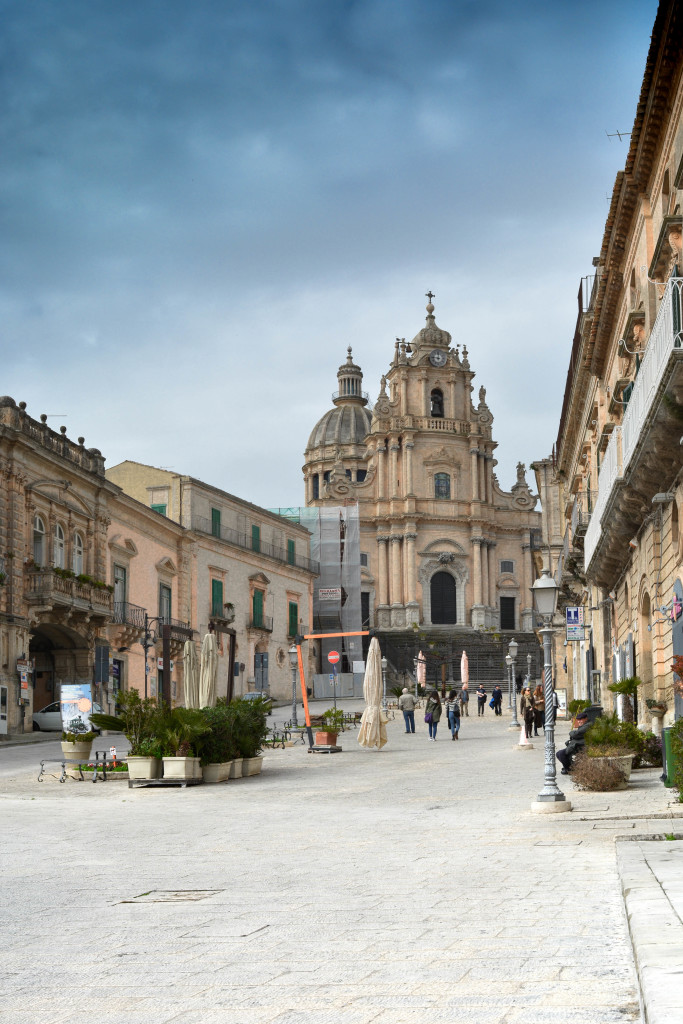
[
  {"left": 638, "top": 592, "right": 653, "bottom": 719},
  {"left": 430, "top": 572, "right": 456, "bottom": 624}
]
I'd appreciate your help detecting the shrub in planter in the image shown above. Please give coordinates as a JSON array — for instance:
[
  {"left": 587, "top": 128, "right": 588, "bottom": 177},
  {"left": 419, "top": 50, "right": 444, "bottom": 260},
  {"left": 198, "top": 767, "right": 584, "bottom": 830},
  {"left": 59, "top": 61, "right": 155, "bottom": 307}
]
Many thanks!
[
  {"left": 607, "top": 676, "right": 641, "bottom": 721},
  {"left": 571, "top": 751, "right": 630, "bottom": 791},
  {"left": 198, "top": 701, "right": 239, "bottom": 766},
  {"left": 639, "top": 732, "right": 663, "bottom": 768},
  {"left": 232, "top": 696, "right": 270, "bottom": 760},
  {"left": 585, "top": 713, "right": 643, "bottom": 759},
  {"left": 91, "top": 690, "right": 162, "bottom": 755},
  {"left": 568, "top": 698, "right": 591, "bottom": 718}
]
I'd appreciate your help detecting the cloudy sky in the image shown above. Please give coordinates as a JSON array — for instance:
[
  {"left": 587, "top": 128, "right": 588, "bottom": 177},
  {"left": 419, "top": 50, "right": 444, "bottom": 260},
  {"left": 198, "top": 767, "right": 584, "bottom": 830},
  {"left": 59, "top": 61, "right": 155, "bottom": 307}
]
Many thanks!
[{"left": 1, "top": 0, "right": 657, "bottom": 507}]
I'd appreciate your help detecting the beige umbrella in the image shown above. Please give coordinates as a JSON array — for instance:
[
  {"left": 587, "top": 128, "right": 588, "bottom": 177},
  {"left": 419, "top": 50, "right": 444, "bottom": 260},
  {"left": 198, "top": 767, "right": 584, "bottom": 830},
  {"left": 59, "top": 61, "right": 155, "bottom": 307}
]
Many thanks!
[
  {"left": 461, "top": 650, "right": 469, "bottom": 686},
  {"left": 358, "top": 637, "right": 388, "bottom": 749},
  {"left": 198, "top": 632, "right": 218, "bottom": 708},
  {"left": 416, "top": 650, "right": 426, "bottom": 687},
  {"left": 182, "top": 639, "right": 200, "bottom": 709}
]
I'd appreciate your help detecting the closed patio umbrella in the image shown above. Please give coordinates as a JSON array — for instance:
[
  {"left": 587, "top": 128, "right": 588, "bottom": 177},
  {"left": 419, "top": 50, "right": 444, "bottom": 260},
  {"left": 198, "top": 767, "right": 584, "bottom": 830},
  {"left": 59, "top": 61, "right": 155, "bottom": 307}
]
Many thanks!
[
  {"left": 199, "top": 631, "right": 218, "bottom": 708},
  {"left": 182, "top": 639, "right": 200, "bottom": 709},
  {"left": 461, "top": 650, "right": 469, "bottom": 686},
  {"left": 416, "top": 651, "right": 426, "bottom": 687},
  {"left": 358, "top": 637, "right": 388, "bottom": 750}
]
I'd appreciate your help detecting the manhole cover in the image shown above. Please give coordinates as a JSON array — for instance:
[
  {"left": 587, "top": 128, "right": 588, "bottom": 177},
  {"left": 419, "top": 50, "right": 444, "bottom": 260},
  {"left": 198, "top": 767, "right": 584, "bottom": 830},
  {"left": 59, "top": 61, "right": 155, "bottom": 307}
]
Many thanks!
[{"left": 120, "top": 889, "right": 223, "bottom": 904}]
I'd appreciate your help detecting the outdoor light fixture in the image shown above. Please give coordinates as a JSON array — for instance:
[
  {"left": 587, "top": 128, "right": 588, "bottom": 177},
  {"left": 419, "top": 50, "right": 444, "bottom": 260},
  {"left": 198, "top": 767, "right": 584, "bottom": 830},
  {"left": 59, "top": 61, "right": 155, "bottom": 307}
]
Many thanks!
[
  {"left": 530, "top": 569, "right": 569, "bottom": 813},
  {"left": 507, "top": 639, "right": 520, "bottom": 727},
  {"left": 381, "top": 655, "right": 388, "bottom": 713},
  {"left": 288, "top": 644, "right": 299, "bottom": 727}
]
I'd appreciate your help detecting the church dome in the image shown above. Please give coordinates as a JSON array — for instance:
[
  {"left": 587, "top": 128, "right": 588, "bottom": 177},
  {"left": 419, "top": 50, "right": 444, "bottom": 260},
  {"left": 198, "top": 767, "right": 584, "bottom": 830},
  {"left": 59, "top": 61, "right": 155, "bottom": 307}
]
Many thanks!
[{"left": 306, "top": 403, "right": 372, "bottom": 451}]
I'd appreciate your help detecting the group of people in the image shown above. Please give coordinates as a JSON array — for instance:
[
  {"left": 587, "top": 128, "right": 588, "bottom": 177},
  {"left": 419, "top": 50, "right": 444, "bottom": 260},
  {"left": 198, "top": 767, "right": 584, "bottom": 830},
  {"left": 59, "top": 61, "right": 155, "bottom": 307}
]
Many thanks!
[{"left": 397, "top": 680, "right": 558, "bottom": 741}]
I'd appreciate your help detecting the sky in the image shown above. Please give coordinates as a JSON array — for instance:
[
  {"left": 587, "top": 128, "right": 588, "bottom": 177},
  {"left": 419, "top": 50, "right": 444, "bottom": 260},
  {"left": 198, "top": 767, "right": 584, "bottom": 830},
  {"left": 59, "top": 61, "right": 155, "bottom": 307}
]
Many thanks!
[{"left": 1, "top": 0, "right": 659, "bottom": 507}]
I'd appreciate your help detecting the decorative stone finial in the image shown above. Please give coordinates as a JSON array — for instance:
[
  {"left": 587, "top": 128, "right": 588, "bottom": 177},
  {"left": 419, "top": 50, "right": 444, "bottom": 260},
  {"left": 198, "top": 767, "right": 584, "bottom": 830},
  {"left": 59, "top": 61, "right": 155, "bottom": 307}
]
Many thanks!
[
  {"left": 40, "top": 414, "right": 47, "bottom": 423},
  {"left": 60, "top": 426, "right": 67, "bottom": 435},
  {"left": 425, "top": 290, "right": 435, "bottom": 316}
]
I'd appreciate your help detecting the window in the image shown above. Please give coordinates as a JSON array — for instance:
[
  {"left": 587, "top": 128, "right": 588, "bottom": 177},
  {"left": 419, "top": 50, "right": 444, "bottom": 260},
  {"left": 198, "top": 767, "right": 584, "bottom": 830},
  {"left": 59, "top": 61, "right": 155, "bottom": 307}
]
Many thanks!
[
  {"left": 72, "top": 532, "right": 84, "bottom": 575},
  {"left": 288, "top": 601, "right": 299, "bottom": 637},
  {"left": 430, "top": 572, "right": 456, "bottom": 624},
  {"left": 323, "top": 470, "right": 330, "bottom": 483},
  {"left": 345, "top": 469, "right": 352, "bottom": 479},
  {"left": 361, "top": 591, "right": 370, "bottom": 629},
  {"left": 252, "top": 588, "right": 264, "bottom": 627},
  {"left": 356, "top": 469, "right": 367, "bottom": 483},
  {"left": 151, "top": 504, "right": 167, "bottom": 516},
  {"left": 430, "top": 388, "right": 444, "bottom": 418},
  {"left": 94, "top": 644, "right": 110, "bottom": 684},
  {"left": 434, "top": 473, "right": 451, "bottom": 499},
  {"left": 33, "top": 515, "right": 45, "bottom": 565},
  {"left": 360, "top": 553, "right": 368, "bottom": 567},
  {"left": 53, "top": 524, "right": 65, "bottom": 568},
  {"left": 159, "top": 583, "right": 172, "bottom": 622},
  {"left": 113, "top": 564, "right": 127, "bottom": 604},
  {"left": 500, "top": 596, "right": 515, "bottom": 630},
  {"left": 500, "top": 560, "right": 514, "bottom": 574},
  {"left": 312, "top": 474, "right": 319, "bottom": 500},
  {"left": 211, "top": 578, "right": 224, "bottom": 617},
  {"left": 211, "top": 508, "right": 221, "bottom": 538},
  {"left": 251, "top": 524, "right": 261, "bottom": 553},
  {"left": 287, "top": 539, "right": 295, "bottom": 566}
]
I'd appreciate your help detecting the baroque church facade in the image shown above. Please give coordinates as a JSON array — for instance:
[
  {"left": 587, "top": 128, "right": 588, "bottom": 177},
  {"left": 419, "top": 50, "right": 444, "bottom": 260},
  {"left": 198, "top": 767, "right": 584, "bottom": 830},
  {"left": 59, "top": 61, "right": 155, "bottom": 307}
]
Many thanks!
[{"left": 303, "top": 298, "right": 543, "bottom": 639}]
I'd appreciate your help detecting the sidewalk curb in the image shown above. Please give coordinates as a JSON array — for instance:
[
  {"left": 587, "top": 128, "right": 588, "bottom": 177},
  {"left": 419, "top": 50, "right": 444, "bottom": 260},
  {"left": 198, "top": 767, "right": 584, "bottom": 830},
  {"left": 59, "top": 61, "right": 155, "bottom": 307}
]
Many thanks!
[
  {"left": 617, "top": 839, "right": 683, "bottom": 1024},
  {"left": 0, "top": 734, "right": 56, "bottom": 748}
]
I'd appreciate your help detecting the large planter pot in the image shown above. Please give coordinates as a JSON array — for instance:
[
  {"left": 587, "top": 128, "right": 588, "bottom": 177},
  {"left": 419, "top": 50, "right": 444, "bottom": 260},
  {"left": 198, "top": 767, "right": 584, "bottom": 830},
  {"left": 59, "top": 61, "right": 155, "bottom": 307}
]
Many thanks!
[
  {"left": 242, "top": 756, "right": 264, "bottom": 777},
  {"left": 649, "top": 707, "right": 666, "bottom": 737},
  {"left": 162, "top": 756, "right": 201, "bottom": 780},
  {"left": 315, "top": 731, "right": 339, "bottom": 747},
  {"left": 61, "top": 740, "right": 93, "bottom": 763},
  {"left": 127, "top": 756, "right": 161, "bottom": 781},
  {"left": 589, "top": 753, "right": 633, "bottom": 788},
  {"left": 202, "top": 762, "right": 231, "bottom": 783},
  {"left": 228, "top": 757, "right": 243, "bottom": 779}
]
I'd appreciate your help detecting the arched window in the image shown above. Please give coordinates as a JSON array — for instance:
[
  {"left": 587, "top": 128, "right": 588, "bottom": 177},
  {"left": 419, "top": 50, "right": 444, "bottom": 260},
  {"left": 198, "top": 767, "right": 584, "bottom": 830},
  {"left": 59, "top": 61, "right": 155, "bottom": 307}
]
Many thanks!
[
  {"left": 430, "top": 571, "right": 456, "bottom": 624},
  {"left": 33, "top": 515, "right": 45, "bottom": 565},
  {"left": 434, "top": 473, "right": 451, "bottom": 499},
  {"left": 430, "top": 388, "right": 444, "bottom": 418},
  {"left": 53, "top": 523, "right": 65, "bottom": 568},
  {"left": 312, "top": 474, "right": 319, "bottom": 500},
  {"left": 72, "top": 532, "right": 84, "bottom": 575}
]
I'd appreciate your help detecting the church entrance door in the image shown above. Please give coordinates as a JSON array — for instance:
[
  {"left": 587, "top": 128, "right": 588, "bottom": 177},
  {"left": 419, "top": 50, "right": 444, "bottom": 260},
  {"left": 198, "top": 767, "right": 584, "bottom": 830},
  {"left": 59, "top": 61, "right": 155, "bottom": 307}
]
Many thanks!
[{"left": 431, "top": 572, "right": 456, "bottom": 624}]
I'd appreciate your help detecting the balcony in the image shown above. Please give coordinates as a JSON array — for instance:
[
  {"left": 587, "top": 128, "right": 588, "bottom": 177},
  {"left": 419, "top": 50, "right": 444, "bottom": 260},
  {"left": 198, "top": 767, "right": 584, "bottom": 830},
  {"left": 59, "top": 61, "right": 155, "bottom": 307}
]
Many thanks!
[
  {"left": 584, "top": 277, "right": 683, "bottom": 583},
  {"left": 158, "top": 616, "right": 193, "bottom": 642},
  {"left": 112, "top": 601, "right": 146, "bottom": 630},
  {"left": 570, "top": 491, "right": 596, "bottom": 539},
  {"left": 191, "top": 515, "right": 320, "bottom": 575},
  {"left": 25, "top": 569, "right": 113, "bottom": 621},
  {"left": 247, "top": 615, "right": 273, "bottom": 632}
]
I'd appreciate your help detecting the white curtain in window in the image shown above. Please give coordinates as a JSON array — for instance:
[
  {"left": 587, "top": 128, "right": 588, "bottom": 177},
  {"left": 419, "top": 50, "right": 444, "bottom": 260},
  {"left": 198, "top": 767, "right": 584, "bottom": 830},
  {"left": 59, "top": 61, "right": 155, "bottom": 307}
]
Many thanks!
[
  {"left": 72, "top": 532, "right": 84, "bottom": 574},
  {"left": 33, "top": 516, "right": 45, "bottom": 565},
  {"left": 53, "top": 524, "right": 65, "bottom": 568}
]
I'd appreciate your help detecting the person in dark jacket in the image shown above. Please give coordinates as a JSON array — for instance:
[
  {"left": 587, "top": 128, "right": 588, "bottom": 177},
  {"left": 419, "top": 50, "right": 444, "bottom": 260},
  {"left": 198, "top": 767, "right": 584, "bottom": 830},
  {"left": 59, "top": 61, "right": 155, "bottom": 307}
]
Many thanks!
[
  {"left": 476, "top": 684, "right": 487, "bottom": 716},
  {"left": 424, "top": 691, "right": 442, "bottom": 741},
  {"left": 556, "top": 711, "right": 590, "bottom": 773},
  {"left": 445, "top": 689, "right": 461, "bottom": 740},
  {"left": 492, "top": 685, "right": 503, "bottom": 716}
]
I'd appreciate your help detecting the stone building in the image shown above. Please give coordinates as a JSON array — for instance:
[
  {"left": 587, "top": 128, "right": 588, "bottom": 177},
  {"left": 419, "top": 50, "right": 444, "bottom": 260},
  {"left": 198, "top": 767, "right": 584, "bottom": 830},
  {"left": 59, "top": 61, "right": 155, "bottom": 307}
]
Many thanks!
[
  {"left": 106, "top": 462, "right": 319, "bottom": 701},
  {"left": 550, "top": 0, "right": 683, "bottom": 724},
  {"left": 303, "top": 299, "right": 543, "bottom": 679}
]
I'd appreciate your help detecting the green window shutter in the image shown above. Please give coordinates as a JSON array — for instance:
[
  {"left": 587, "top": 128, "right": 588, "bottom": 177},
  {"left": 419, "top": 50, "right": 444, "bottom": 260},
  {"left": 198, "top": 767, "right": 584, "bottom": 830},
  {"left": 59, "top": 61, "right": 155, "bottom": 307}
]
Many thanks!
[
  {"left": 288, "top": 601, "right": 298, "bottom": 637},
  {"left": 211, "top": 579, "right": 223, "bottom": 617},
  {"left": 251, "top": 524, "right": 261, "bottom": 552},
  {"left": 253, "top": 589, "right": 263, "bottom": 627},
  {"left": 287, "top": 539, "right": 295, "bottom": 566},
  {"left": 211, "top": 508, "right": 221, "bottom": 538},
  {"left": 151, "top": 504, "right": 167, "bottom": 516}
]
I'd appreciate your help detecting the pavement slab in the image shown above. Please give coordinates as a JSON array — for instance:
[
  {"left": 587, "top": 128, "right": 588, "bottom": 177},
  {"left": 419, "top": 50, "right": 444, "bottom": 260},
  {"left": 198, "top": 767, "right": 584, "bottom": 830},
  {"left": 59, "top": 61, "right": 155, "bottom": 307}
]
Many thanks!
[{"left": 0, "top": 702, "right": 678, "bottom": 1022}]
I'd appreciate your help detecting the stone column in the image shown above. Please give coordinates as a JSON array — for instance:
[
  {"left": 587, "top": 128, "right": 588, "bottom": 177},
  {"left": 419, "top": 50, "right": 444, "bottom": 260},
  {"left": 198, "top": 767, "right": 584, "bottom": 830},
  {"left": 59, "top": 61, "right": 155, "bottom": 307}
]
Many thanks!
[
  {"left": 377, "top": 535, "right": 389, "bottom": 607},
  {"left": 470, "top": 448, "right": 479, "bottom": 501},
  {"left": 478, "top": 454, "right": 486, "bottom": 505},
  {"left": 404, "top": 532, "right": 417, "bottom": 605},
  {"left": 389, "top": 536, "right": 403, "bottom": 606},
  {"left": 377, "top": 444, "right": 386, "bottom": 499},
  {"left": 390, "top": 443, "right": 401, "bottom": 497},
  {"left": 405, "top": 442, "right": 414, "bottom": 495},
  {"left": 521, "top": 541, "right": 533, "bottom": 630},
  {"left": 487, "top": 541, "right": 497, "bottom": 607},
  {"left": 471, "top": 537, "right": 483, "bottom": 606},
  {"left": 481, "top": 540, "right": 489, "bottom": 609},
  {"left": 400, "top": 372, "right": 408, "bottom": 417},
  {"left": 448, "top": 377, "right": 455, "bottom": 419},
  {"left": 421, "top": 370, "right": 429, "bottom": 417}
]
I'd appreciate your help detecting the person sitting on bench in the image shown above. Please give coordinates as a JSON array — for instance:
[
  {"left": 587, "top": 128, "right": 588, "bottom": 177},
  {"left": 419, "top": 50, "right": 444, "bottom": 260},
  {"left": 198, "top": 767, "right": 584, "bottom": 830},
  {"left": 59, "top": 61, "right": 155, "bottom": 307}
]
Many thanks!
[{"left": 556, "top": 710, "right": 591, "bottom": 774}]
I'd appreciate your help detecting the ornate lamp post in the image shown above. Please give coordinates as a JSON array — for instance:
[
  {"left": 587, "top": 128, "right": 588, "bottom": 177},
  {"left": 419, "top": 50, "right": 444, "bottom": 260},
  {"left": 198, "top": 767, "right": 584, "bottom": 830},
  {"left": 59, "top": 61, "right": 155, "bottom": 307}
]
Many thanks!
[
  {"left": 506, "top": 653, "right": 513, "bottom": 707},
  {"left": 381, "top": 656, "right": 388, "bottom": 713},
  {"left": 531, "top": 569, "right": 571, "bottom": 813},
  {"left": 507, "top": 638, "right": 520, "bottom": 727},
  {"left": 288, "top": 645, "right": 299, "bottom": 727},
  {"left": 527, "top": 652, "right": 532, "bottom": 687}
]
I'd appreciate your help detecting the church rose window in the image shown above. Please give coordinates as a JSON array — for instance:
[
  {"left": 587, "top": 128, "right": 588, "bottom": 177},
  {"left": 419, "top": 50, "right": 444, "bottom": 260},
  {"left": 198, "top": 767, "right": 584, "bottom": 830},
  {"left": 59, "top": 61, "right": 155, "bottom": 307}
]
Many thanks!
[{"left": 434, "top": 473, "right": 450, "bottom": 499}]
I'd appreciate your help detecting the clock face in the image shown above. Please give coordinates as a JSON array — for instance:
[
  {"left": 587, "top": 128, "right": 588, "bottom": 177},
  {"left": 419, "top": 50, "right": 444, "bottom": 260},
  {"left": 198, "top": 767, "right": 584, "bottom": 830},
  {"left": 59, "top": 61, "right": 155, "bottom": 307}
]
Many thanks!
[{"left": 429, "top": 349, "right": 447, "bottom": 367}]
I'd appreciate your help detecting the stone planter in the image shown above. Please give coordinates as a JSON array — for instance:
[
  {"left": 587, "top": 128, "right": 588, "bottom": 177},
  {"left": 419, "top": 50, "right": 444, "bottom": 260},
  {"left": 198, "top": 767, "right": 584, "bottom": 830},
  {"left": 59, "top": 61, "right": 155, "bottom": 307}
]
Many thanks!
[
  {"left": 648, "top": 706, "right": 666, "bottom": 737},
  {"left": 127, "top": 756, "right": 161, "bottom": 781},
  {"left": 228, "top": 757, "right": 244, "bottom": 779},
  {"left": 315, "top": 731, "right": 339, "bottom": 747},
  {"left": 242, "top": 756, "right": 264, "bottom": 776},
  {"left": 589, "top": 753, "right": 633, "bottom": 788},
  {"left": 162, "top": 756, "right": 201, "bottom": 780},
  {"left": 202, "top": 762, "right": 231, "bottom": 783},
  {"left": 61, "top": 740, "right": 93, "bottom": 764}
]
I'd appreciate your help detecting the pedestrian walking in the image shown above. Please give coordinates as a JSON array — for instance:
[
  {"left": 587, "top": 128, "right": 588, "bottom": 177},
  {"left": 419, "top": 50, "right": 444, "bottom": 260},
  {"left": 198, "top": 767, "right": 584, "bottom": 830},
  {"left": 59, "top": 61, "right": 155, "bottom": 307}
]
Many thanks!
[
  {"left": 532, "top": 684, "right": 545, "bottom": 736},
  {"left": 476, "top": 684, "right": 487, "bottom": 716},
  {"left": 424, "top": 690, "right": 442, "bottom": 740},
  {"left": 398, "top": 687, "right": 416, "bottom": 734},
  {"left": 460, "top": 683, "right": 469, "bottom": 716},
  {"left": 445, "top": 689, "right": 461, "bottom": 740},
  {"left": 492, "top": 684, "right": 503, "bottom": 716},
  {"left": 519, "top": 686, "right": 535, "bottom": 740}
]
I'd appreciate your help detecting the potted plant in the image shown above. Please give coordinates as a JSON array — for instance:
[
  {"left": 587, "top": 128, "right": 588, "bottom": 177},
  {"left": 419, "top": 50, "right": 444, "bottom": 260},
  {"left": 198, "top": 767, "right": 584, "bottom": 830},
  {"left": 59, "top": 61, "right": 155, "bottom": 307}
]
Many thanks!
[
  {"left": 568, "top": 698, "right": 591, "bottom": 726},
  {"left": 583, "top": 713, "right": 644, "bottom": 786},
  {"left": 61, "top": 730, "right": 96, "bottom": 763},
  {"left": 607, "top": 676, "right": 641, "bottom": 721},
  {"left": 315, "top": 706, "right": 344, "bottom": 747},
  {"left": 159, "top": 708, "right": 209, "bottom": 780},
  {"left": 91, "top": 691, "right": 163, "bottom": 779},
  {"left": 233, "top": 696, "right": 270, "bottom": 775},
  {"left": 198, "top": 701, "right": 239, "bottom": 783}
]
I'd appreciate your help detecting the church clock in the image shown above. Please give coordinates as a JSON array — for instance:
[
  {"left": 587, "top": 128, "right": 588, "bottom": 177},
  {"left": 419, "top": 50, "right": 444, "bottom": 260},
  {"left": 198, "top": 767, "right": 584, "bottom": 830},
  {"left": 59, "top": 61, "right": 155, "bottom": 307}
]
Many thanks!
[{"left": 429, "top": 349, "right": 448, "bottom": 367}]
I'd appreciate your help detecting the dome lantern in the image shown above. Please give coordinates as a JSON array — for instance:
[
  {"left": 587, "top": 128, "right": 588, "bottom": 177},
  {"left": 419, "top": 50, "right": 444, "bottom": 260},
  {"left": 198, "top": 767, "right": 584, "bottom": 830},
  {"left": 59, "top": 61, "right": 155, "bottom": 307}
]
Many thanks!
[{"left": 333, "top": 346, "right": 368, "bottom": 406}]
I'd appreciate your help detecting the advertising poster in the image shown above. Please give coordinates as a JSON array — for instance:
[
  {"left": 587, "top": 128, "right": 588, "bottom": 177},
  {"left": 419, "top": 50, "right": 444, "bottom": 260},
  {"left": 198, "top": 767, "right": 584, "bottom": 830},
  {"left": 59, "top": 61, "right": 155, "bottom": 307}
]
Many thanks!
[{"left": 60, "top": 683, "right": 94, "bottom": 735}]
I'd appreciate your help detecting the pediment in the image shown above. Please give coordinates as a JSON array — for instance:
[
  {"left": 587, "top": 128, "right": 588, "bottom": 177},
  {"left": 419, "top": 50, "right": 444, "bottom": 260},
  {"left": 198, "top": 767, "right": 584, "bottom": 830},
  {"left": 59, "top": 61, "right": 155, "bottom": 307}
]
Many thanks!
[
  {"left": 423, "top": 446, "right": 453, "bottom": 466},
  {"left": 109, "top": 534, "right": 139, "bottom": 558},
  {"left": 249, "top": 571, "right": 270, "bottom": 585},
  {"left": 420, "top": 538, "right": 466, "bottom": 557},
  {"left": 155, "top": 556, "right": 177, "bottom": 575},
  {"left": 27, "top": 480, "right": 94, "bottom": 517}
]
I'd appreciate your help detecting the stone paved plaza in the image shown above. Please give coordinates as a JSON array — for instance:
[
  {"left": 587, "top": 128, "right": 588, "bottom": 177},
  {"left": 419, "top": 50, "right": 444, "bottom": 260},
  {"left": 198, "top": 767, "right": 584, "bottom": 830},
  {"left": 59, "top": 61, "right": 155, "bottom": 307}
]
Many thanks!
[{"left": 2, "top": 704, "right": 681, "bottom": 1024}]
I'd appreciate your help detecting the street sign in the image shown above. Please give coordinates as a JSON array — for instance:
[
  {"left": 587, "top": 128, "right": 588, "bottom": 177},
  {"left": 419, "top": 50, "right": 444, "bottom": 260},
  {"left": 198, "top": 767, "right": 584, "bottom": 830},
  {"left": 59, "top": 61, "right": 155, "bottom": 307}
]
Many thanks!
[
  {"left": 319, "top": 588, "right": 342, "bottom": 601},
  {"left": 327, "top": 650, "right": 340, "bottom": 665},
  {"left": 566, "top": 606, "right": 585, "bottom": 641}
]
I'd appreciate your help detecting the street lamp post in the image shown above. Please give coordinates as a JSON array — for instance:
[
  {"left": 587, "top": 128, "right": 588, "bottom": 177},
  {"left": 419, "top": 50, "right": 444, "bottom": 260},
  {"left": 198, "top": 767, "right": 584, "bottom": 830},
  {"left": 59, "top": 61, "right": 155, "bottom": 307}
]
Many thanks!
[
  {"left": 531, "top": 568, "right": 570, "bottom": 812},
  {"left": 506, "top": 653, "right": 513, "bottom": 708},
  {"left": 508, "top": 638, "right": 520, "bottom": 727},
  {"left": 381, "top": 656, "right": 388, "bottom": 713},
  {"left": 527, "top": 652, "right": 532, "bottom": 687},
  {"left": 288, "top": 645, "right": 298, "bottom": 727}
]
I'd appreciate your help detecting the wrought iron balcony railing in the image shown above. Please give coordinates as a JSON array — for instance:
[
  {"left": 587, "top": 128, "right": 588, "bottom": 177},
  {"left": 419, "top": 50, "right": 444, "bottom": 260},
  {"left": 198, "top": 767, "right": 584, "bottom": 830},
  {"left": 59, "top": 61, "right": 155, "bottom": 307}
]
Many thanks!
[
  {"left": 247, "top": 615, "right": 273, "bottom": 632},
  {"left": 112, "top": 601, "right": 147, "bottom": 630},
  {"left": 191, "top": 515, "right": 320, "bottom": 574}
]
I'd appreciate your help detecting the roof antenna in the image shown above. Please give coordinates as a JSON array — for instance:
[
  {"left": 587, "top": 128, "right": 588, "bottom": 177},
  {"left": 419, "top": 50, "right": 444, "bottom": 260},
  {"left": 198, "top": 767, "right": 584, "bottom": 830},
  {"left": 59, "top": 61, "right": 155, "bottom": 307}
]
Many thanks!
[{"left": 605, "top": 130, "right": 632, "bottom": 142}]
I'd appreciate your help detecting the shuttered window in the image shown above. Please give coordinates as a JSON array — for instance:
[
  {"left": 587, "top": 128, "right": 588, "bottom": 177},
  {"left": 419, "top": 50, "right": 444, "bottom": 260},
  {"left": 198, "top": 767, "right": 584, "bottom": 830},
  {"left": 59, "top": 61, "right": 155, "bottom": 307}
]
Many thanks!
[
  {"left": 287, "top": 539, "right": 295, "bottom": 566},
  {"left": 251, "top": 525, "right": 261, "bottom": 552},
  {"left": 211, "top": 579, "right": 223, "bottom": 617},
  {"left": 252, "top": 589, "right": 264, "bottom": 627},
  {"left": 288, "top": 601, "right": 299, "bottom": 637},
  {"left": 211, "top": 508, "right": 221, "bottom": 538},
  {"left": 151, "top": 504, "right": 167, "bottom": 516}
]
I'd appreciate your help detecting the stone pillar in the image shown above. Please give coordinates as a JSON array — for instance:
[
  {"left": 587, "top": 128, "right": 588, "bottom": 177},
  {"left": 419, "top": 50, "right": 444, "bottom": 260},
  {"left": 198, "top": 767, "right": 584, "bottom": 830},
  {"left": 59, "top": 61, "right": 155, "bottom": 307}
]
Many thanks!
[
  {"left": 448, "top": 377, "right": 455, "bottom": 419},
  {"left": 405, "top": 442, "right": 414, "bottom": 495},
  {"left": 377, "top": 444, "right": 386, "bottom": 499},
  {"left": 470, "top": 448, "right": 479, "bottom": 501},
  {"left": 487, "top": 542, "right": 497, "bottom": 607},
  {"left": 400, "top": 372, "right": 408, "bottom": 417},
  {"left": 481, "top": 540, "right": 489, "bottom": 609},
  {"left": 478, "top": 455, "right": 486, "bottom": 505},
  {"left": 404, "top": 532, "right": 417, "bottom": 605},
  {"left": 521, "top": 541, "right": 533, "bottom": 630},
  {"left": 471, "top": 537, "right": 483, "bottom": 606},
  {"left": 377, "top": 535, "right": 389, "bottom": 607},
  {"left": 390, "top": 443, "right": 400, "bottom": 497},
  {"left": 421, "top": 370, "right": 429, "bottom": 417},
  {"left": 389, "top": 536, "right": 403, "bottom": 606}
]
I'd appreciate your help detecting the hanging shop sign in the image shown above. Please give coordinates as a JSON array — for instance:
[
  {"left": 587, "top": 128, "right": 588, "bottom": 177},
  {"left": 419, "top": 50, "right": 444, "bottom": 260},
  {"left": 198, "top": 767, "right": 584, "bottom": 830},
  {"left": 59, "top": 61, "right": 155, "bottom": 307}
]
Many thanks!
[{"left": 566, "top": 606, "right": 585, "bottom": 642}]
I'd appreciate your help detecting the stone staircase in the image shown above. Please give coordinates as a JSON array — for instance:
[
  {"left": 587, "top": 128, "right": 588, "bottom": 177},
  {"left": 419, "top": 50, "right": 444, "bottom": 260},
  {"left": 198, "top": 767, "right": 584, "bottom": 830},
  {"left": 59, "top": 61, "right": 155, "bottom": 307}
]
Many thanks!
[{"left": 376, "top": 628, "right": 541, "bottom": 689}]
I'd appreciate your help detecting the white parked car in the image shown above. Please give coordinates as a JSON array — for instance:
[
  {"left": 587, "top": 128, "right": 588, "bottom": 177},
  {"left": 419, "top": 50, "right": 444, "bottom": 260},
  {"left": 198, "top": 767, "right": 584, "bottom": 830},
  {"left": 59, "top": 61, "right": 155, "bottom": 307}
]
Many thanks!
[{"left": 32, "top": 700, "right": 103, "bottom": 733}]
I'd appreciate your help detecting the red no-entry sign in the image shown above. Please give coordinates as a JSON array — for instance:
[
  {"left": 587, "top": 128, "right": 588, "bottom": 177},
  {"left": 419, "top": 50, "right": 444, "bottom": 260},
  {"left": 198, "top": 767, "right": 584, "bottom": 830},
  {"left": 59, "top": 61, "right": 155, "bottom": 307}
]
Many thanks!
[{"left": 327, "top": 650, "right": 340, "bottom": 665}]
